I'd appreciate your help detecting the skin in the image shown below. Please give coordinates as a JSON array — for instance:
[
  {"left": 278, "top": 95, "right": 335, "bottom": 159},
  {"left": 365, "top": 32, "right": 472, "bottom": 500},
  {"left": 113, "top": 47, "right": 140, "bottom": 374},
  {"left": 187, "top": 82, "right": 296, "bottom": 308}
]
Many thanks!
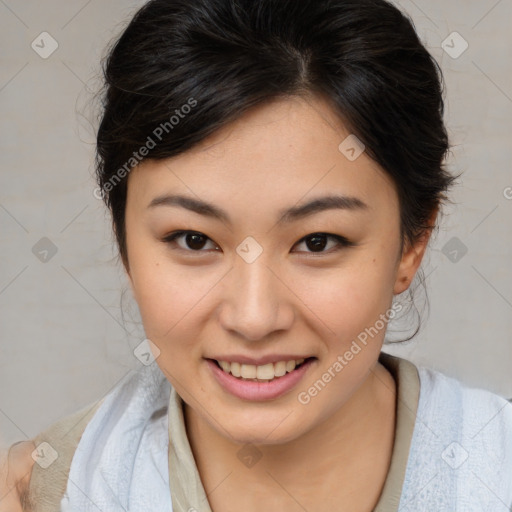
[
  {"left": 0, "top": 441, "right": 35, "bottom": 512},
  {"left": 0, "top": 94, "right": 434, "bottom": 511},
  {"left": 124, "top": 94, "right": 433, "bottom": 511}
]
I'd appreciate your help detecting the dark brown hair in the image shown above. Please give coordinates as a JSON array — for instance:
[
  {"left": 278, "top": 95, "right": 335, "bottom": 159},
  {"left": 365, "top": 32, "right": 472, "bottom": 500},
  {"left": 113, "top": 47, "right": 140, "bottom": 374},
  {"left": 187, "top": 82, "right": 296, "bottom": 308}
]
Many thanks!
[{"left": 95, "top": 0, "right": 457, "bottom": 337}]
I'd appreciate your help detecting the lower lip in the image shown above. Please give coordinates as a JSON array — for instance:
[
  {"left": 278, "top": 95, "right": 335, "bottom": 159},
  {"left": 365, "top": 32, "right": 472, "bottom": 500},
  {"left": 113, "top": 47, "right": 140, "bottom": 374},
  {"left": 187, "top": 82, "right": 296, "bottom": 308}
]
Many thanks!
[{"left": 206, "top": 358, "right": 316, "bottom": 401}]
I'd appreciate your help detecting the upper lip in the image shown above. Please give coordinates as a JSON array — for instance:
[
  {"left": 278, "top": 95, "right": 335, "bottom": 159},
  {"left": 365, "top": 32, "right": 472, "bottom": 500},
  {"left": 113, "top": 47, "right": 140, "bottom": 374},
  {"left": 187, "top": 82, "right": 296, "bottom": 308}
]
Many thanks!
[{"left": 207, "top": 354, "right": 314, "bottom": 366}]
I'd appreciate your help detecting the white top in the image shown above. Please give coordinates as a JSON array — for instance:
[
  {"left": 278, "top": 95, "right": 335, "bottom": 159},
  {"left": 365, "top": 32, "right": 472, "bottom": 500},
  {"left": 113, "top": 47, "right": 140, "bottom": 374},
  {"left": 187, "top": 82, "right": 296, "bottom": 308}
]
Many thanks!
[
  {"left": 401, "top": 365, "right": 512, "bottom": 509},
  {"left": 59, "top": 355, "right": 512, "bottom": 511}
]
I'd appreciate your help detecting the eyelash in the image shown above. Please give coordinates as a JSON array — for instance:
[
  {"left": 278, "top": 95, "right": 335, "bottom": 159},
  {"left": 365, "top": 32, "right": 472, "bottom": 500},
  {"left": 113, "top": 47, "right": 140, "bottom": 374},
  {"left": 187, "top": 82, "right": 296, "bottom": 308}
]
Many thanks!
[{"left": 161, "top": 230, "right": 355, "bottom": 256}]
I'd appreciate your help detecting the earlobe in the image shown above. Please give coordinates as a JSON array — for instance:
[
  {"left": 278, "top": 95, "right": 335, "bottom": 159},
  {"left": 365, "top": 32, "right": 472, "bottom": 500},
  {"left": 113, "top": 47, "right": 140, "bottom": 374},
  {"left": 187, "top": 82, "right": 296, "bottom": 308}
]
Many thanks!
[
  {"left": 393, "top": 240, "right": 427, "bottom": 295},
  {"left": 393, "top": 211, "right": 437, "bottom": 295},
  {"left": 393, "top": 273, "right": 411, "bottom": 295}
]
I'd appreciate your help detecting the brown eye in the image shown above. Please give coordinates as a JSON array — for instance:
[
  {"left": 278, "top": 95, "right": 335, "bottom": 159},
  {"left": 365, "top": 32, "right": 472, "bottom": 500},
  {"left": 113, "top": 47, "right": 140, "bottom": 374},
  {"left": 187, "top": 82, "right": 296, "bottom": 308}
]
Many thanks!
[
  {"left": 183, "top": 233, "right": 208, "bottom": 250},
  {"left": 294, "top": 233, "right": 354, "bottom": 254},
  {"left": 163, "top": 231, "right": 219, "bottom": 252},
  {"left": 304, "top": 234, "right": 330, "bottom": 252}
]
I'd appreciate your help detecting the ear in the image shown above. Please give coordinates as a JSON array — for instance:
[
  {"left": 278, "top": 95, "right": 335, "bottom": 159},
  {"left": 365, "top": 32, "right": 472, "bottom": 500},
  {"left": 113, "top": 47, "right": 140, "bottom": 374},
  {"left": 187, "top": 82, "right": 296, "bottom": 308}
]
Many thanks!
[
  {"left": 125, "top": 265, "right": 136, "bottom": 298},
  {"left": 393, "top": 208, "right": 438, "bottom": 295},
  {"left": 121, "top": 252, "right": 136, "bottom": 298}
]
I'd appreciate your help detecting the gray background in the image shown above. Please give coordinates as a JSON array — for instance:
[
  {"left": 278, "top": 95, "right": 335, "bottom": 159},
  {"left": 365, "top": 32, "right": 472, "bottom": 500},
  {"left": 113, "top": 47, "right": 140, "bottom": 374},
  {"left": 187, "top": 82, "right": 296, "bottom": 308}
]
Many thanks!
[{"left": 1, "top": 0, "right": 511, "bottom": 449}]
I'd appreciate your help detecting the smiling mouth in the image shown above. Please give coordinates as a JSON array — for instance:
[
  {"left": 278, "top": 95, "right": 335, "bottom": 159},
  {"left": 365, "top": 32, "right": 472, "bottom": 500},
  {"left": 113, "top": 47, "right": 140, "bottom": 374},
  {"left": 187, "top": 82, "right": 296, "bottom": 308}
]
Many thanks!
[{"left": 209, "top": 357, "right": 316, "bottom": 383}]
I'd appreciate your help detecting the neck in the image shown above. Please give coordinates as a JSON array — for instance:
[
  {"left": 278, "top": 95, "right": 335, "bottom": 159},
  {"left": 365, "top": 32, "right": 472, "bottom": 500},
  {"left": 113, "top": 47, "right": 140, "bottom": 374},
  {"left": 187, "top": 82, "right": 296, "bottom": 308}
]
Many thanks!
[{"left": 184, "top": 360, "right": 396, "bottom": 511}]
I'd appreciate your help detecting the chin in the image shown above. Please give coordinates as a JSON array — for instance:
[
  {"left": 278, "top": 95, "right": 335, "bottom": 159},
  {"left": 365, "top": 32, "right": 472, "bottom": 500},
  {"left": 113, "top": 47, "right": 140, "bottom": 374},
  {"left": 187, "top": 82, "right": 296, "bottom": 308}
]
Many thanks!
[
  {"left": 226, "top": 428, "right": 300, "bottom": 447},
  {"left": 214, "top": 409, "right": 311, "bottom": 447}
]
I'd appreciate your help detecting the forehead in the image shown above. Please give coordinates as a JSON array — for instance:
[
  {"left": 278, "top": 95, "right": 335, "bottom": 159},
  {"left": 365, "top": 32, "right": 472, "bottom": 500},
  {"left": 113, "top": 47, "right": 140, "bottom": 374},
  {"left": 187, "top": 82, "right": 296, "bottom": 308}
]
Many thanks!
[{"left": 127, "top": 95, "right": 398, "bottom": 216}]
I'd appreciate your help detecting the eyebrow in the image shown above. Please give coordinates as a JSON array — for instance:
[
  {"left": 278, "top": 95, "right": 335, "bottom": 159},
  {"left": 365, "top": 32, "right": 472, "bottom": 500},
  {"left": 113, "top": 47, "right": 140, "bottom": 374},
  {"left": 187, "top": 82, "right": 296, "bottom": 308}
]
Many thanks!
[{"left": 147, "top": 193, "right": 368, "bottom": 224}]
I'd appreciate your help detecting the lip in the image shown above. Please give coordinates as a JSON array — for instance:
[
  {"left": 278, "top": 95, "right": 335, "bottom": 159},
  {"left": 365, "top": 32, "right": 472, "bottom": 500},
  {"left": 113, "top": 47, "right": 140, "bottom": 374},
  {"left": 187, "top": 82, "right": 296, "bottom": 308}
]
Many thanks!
[
  {"left": 207, "top": 354, "right": 313, "bottom": 366},
  {"left": 206, "top": 357, "right": 316, "bottom": 401}
]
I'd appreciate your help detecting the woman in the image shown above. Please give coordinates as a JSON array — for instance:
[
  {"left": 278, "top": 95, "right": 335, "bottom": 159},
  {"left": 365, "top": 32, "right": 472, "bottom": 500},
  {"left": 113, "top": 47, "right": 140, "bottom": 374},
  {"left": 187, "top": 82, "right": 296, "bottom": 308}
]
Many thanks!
[{"left": 3, "top": 0, "right": 512, "bottom": 510}]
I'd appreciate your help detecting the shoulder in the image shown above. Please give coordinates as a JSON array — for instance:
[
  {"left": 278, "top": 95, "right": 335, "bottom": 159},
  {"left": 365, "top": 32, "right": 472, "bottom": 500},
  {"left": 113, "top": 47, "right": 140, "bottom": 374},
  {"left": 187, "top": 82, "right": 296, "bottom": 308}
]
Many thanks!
[
  {"left": 416, "top": 364, "right": 512, "bottom": 423},
  {"left": 0, "top": 440, "right": 37, "bottom": 512},
  {"left": 2, "top": 398, "right": 105, "bottom": 512},
  {"left": 421, "top": 366, "right": 512, "bottom": 481},
  {"left": 416, "top": 364, "right": 512, "bottom": 443},
  {"left": 400, "top": 364, "right": 512, "bottom": 507}
]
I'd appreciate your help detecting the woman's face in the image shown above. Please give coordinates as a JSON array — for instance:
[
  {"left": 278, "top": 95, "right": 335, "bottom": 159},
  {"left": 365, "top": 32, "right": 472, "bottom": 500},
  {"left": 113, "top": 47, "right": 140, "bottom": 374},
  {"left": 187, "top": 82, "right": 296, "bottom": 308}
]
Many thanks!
[{"left": 125, "top": 95, "right": 425, "bottom": 444}]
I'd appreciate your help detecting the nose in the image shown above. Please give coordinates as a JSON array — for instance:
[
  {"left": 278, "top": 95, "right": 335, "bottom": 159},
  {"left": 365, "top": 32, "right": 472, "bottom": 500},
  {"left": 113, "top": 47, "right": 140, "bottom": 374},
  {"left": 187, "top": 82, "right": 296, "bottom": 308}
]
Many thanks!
[{"left": 218, "top": 256, "right": 295, "bottom": 341}]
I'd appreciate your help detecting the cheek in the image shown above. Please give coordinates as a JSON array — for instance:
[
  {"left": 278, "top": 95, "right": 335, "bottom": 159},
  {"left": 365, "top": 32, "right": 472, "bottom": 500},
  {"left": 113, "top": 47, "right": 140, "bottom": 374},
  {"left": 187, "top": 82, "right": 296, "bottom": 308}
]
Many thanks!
[
  {"left": 294, "top": 256, "right": 396, "bottom": 346},
  {"left": 291, "top": 259, "right": 396, "bottom": 419},
  {"left": 130, "top": 262, "right": 211, "bottom": 388},
  {"left": 129, "top": 250, "right": 222, "bottom": 350}
]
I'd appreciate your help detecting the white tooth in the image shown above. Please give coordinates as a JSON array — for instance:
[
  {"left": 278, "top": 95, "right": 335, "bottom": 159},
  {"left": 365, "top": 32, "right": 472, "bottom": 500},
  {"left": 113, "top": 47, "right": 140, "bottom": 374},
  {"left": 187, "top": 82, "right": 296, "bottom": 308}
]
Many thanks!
[
  {"left": 219, "top": 361, "right": 230, "bottom": 373},
  {"left": 240, "top": 364, "right": 257, "bottom": 378},
  {"left": 231, "top": 361, "right": 241, "bottom": 377},
  {"left": 225, "top": 359, "right": 307, "bottom": 380},
  {"left": 274, "top": 361, "right": 287, "bottom": 377},
  {"left": 285, "top": 360, "right": 297, "bottom": 372},
  {"left": 256, "top": 363, "right": 275, "bottom": 380}
]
